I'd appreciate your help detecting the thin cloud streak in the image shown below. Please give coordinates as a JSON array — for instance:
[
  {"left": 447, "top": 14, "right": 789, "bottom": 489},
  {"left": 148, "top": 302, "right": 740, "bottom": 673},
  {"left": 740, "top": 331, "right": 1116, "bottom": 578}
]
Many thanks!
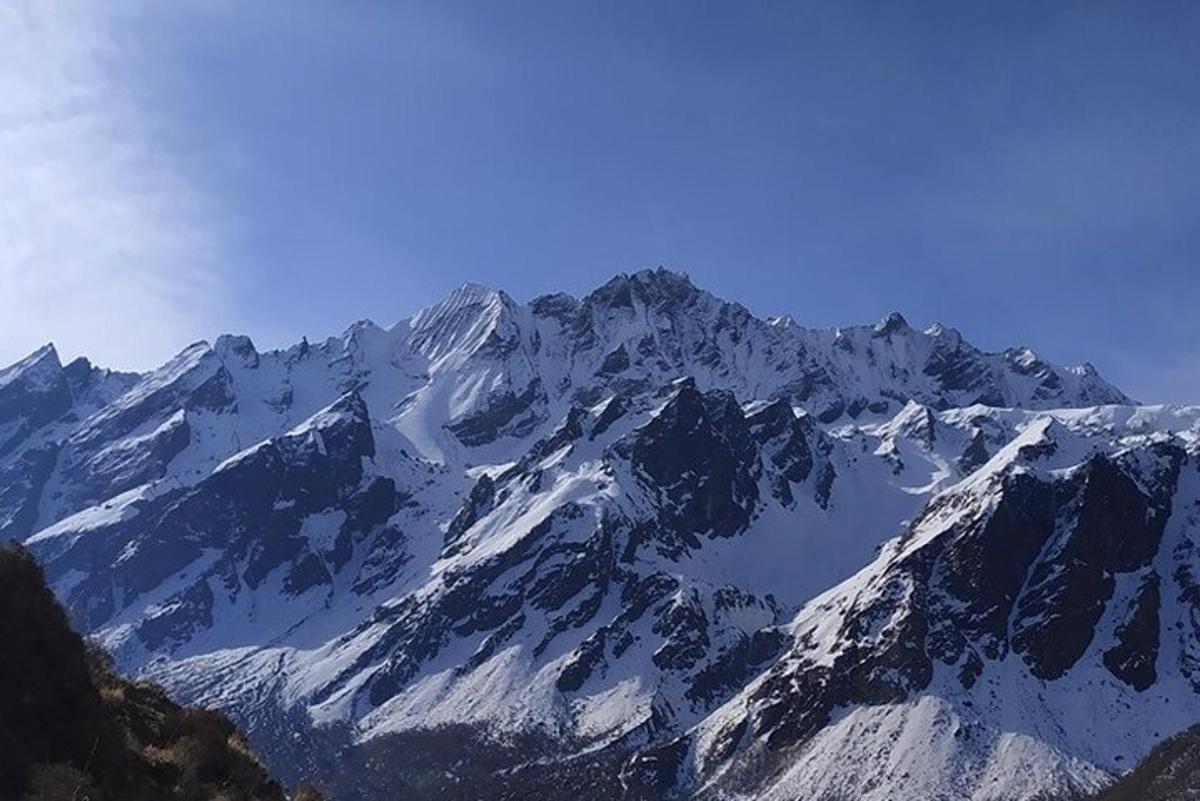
[{"left": 0, "top": 2, "right": 227, "bottom": 372}]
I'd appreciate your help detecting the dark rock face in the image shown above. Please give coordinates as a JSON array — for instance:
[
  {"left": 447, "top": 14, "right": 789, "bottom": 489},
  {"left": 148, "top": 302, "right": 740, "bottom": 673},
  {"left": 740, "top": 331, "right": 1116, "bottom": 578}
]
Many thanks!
[
  {"left": 687, "top": 613, "right": 784, "bottom": 705},
  {"left": 529, "top": 292, "right": 580, "bottom": 320},
  {"left": 1103, "top": 573, "right": 1161, "bottom": 691},
  {"left": 923, "top": 327, "right": 1003, "bottom": 407},
  {"left": 137, "top": 577, "right": 217, "bottom": 651},
  {"left": 959, "top": 428, "right": 991, "bottom": 472},
  {"left": 590, "top": 395, "right": 628, "bottom": 439},
  {"left": 631, "top": 381, "right": 759, "bottom": 543},
  {"left": 748, "top": 399, "right": 816, "bottom": 506},
  {"left": 498, "top": 406, "right": 587, "bottom": 485},
  {"left": 443, "top": 474, "right": 495, "bottom": 555},
  {"left": 584, "top": 269, "right": 706, "bottom": 322},
  {"left": 1011, "top": 453, "right": 1177, "bottom": 680},
  {"left": 0, "top": 443, "right": 59, "bottom": 541},
  {"left": 939, "top": 472, "right": 1060, "bottom": 659},
  {"left": 445, "top": 380, "right": 546, "bottom": 446},
  {"left": 598, "top": 344, "right": 631, "bottom": 376},
  {"left": 622, "top": 737, "right": 692, "bottom": 801}
]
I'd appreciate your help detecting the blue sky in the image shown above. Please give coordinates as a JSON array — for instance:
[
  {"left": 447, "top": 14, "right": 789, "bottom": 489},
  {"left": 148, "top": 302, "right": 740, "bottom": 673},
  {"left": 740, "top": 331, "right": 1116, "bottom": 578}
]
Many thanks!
[{"left": 3, "top": 1, "right": 1198, "bottom": 401}]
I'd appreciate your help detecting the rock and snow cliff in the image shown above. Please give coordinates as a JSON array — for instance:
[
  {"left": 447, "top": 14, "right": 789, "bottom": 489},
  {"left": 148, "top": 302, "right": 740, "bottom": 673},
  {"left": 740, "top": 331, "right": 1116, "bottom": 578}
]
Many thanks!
[{"left": 5, "top": 268, "right": 1192, "bottom": 800}]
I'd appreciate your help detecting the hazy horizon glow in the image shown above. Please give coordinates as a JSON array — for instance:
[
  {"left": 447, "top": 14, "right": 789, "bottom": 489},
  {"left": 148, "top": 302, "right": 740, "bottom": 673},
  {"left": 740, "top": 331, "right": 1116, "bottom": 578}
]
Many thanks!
[{"left": 2, "top": 2, "right": 1198, "bottom": 402}]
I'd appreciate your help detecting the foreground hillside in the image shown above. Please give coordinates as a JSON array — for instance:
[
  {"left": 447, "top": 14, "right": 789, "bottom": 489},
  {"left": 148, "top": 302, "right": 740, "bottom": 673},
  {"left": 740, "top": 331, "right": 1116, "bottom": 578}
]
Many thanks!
[
  {"left": 4, "top": 268, "right": 1199, "bottom": 799},
  {"left": 0, "top": 543, "right": 320, "bottom": 801}
]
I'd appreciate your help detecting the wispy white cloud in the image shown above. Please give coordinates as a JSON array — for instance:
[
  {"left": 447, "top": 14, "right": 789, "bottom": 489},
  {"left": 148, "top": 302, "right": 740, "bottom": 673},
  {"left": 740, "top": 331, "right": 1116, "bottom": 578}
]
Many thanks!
[{"left": 0, "top": 2, "right": 228, "bottom": 372}]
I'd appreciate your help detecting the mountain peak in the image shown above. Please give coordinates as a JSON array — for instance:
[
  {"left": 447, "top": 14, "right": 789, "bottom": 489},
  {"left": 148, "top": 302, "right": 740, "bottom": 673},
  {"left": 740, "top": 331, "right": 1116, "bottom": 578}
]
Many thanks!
[
  {"left": 585, "top": 267, "right": 702, "bottom": 311},
  {"left": 873, "top": 310, "right": 911, "bottom": 336},
  {"left": 406, "top": 281, "right": 519, "bottom": 362},
  {"left": 630, "top": 265, "right": 694, "bottom": 286},
  {"left": 450, "top": 281, "right": 504, "bottom": 302},
  {"left": 213, "top": 333, "right": 259, "bottom": 367},
  {"left": 0, "top": 343, "right": 62, "bottom": 390},
  {"left": 529, "top": 291, "right": 580, "bottom": 319},
  {"left": 411, "top": 282, "right": 510, "bottom": 329}
]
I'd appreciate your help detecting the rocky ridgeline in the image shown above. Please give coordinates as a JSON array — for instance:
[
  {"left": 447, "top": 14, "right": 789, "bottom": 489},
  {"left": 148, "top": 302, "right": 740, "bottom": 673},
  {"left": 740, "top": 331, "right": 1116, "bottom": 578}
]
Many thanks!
[{"left": 2, "top": 269, "right": 1196, "bottom": 800}]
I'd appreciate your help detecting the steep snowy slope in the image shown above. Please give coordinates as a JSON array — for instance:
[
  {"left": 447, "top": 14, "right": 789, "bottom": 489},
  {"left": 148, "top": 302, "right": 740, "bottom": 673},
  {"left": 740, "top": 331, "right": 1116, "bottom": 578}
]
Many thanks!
[
  {"left": 4, "top": 269, "right": 1185, "bottom": 801},
  {"left": 635, "top": 407, "right": 1200, "bottom": 801}
]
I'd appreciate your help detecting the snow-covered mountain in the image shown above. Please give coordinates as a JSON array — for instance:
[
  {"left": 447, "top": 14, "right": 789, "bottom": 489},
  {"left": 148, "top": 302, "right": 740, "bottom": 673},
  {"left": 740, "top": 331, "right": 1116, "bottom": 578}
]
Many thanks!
[{"left": 5, "top": 268, "right": 1192, "bottom": 800}]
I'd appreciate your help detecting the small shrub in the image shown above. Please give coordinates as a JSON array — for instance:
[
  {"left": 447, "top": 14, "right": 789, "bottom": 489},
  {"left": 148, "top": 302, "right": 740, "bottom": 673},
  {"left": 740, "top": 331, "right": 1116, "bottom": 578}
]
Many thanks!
[
  {"left": 293, "top": 782, "right": 326, "bottom": 801},
  {"left": 173, "top": 709, "right": 239, "bottom": 783},
  {"left": 23, "top": 762, "right": 100, "bottom": 801}
]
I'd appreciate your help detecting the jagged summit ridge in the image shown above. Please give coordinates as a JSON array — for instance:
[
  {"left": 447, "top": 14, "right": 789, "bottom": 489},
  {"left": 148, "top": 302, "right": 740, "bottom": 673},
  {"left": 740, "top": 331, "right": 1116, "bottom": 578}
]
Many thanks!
[
  {"left": 10, "top": 268, "right": 1127, "bottom": 458},
  {"left": 0, "top": 269, "right": 1179, "bottom": 801},
  {"left": 381, "top": 268, "right": 1129, "bottom": 453}
]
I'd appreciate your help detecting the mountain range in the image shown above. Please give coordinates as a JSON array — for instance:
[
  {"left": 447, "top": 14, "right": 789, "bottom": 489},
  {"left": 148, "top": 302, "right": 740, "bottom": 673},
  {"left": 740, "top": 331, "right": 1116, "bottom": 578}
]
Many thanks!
[{"left": 4, "top": 268, "right": 1196, "bottom": 800}]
